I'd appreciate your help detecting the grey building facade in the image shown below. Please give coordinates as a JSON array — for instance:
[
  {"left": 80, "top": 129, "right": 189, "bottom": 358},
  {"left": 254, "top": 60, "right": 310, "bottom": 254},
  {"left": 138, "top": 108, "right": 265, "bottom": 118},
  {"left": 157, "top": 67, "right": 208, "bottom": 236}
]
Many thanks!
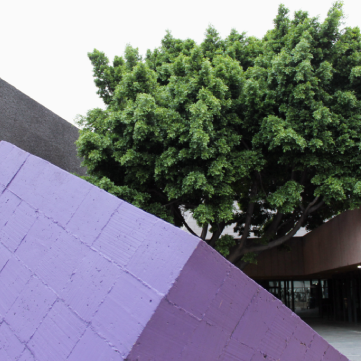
[{"left": 0, "top": 78, "right": 85, "bottom": 175}]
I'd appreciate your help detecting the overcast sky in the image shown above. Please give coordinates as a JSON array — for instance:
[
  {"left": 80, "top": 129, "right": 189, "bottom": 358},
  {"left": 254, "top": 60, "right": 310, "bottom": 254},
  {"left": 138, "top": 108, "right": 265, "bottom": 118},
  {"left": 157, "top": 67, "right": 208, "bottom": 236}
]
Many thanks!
[{"left": 1, "top": 0, "right": 360, "bottom": 126}]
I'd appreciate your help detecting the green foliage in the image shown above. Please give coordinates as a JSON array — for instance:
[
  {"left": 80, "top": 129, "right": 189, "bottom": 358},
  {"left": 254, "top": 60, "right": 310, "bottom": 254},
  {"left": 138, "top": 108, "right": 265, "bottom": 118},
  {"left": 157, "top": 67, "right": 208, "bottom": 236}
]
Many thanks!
[
  {"left": 78, "top": 3, "right": 361, "bottom": 266},
  {"left": 267, "top": 181, "right": 304, "bottom": 214},
  {"left": 215, "top": 235, "right": 236, "bottom": 257},
  {"left": 241, "top": 252, "right": 258, "bottom": 265}
]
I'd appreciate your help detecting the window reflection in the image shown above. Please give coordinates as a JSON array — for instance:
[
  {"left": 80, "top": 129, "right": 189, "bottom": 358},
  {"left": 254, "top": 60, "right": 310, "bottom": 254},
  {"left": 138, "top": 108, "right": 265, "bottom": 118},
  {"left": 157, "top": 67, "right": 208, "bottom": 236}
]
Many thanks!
[{"left": 262, "top": 279, "right": 329, "bottom": 317}]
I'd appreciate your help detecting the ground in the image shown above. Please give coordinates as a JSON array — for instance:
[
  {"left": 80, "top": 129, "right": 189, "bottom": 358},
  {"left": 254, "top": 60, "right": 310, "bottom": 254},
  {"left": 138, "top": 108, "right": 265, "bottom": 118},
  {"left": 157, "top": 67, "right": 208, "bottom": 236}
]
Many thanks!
[{"left": 305, "top": 318, "right": 361, "bottom": 361}]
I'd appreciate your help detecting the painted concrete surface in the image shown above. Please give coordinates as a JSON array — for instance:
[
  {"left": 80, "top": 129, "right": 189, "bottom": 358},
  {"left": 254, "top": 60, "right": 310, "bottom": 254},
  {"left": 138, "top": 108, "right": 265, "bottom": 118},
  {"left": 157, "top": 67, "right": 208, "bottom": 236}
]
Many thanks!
[
  {"left": 306, "top": 319, "right": 361, "bottom": 361},
  {"left": 0, "top": 141, "right": 199, "bottom": 360},
  {"left": 0, "top": 141, "right": 348, "bottom": 360}
]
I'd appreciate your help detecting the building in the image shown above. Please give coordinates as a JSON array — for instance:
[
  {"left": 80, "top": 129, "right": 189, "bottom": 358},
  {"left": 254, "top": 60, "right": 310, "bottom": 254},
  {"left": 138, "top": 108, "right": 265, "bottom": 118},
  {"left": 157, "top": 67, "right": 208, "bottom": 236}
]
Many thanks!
[
  {"left": 0, "top": 78, "right": 85, "bottom": 175},
  {"left": 244, "top": 209, "right": 361, "bottom": 323}
]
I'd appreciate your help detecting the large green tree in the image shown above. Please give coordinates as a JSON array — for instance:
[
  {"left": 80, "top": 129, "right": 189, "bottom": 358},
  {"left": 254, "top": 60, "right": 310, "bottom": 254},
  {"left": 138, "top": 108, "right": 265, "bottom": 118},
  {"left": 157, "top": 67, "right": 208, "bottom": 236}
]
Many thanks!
[{"left": 77, "top": 2, "right": 361, "bottom": 268}]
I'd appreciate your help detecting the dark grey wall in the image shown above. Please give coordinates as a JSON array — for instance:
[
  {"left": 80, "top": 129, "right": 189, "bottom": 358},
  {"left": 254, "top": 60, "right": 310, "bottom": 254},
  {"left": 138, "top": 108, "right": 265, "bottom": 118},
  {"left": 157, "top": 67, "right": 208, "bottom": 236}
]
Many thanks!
[{"left": 0, "top": 78, "right": 86, "bottom": 175}]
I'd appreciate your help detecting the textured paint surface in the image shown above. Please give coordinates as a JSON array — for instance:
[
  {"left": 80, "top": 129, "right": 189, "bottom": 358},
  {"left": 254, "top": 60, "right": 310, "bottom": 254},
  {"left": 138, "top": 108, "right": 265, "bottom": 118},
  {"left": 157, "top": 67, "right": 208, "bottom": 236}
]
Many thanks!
[
  {"left": 128, "top": 243, "right": 348, "bottom": 361},
  {"left": 0, "top": 141, "right": 199, "bottom": 360},
  {"left": 0, "top": 141, "right": 348, "bottom": 361}
]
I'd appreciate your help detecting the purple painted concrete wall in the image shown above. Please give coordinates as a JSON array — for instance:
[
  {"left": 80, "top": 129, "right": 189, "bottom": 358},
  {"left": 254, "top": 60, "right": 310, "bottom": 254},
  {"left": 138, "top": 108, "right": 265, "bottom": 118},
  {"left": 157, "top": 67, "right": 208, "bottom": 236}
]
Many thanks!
[{"left": 0, "top": 141, "right": 348, "bottom": 361}]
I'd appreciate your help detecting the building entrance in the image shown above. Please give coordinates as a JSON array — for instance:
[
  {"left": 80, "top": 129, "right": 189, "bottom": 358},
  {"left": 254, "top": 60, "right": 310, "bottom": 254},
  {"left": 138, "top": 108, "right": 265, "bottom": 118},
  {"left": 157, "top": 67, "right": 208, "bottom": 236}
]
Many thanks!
[
  {"left": 259, "top": 279, "right": 330, "bottom": 318},
  {"left": 259, "top": 272, "right": 361, "bottom": 323}
]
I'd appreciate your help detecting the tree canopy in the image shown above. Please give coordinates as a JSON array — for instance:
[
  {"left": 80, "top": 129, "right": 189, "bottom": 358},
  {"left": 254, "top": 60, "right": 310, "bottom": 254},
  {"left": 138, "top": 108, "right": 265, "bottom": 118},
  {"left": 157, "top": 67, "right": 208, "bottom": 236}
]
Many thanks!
[{"left": 77, "top": 2, "right": 361, "bottom": 268}]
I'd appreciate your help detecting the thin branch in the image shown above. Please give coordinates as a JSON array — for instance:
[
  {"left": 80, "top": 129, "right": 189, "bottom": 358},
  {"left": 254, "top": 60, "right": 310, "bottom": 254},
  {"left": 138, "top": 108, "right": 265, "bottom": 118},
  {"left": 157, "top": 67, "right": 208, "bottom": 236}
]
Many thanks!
[
  {"left": 263, "top": 212, "right": 283, "bottom": 240},
  {"left": 149, "top": 188, "right": 168, "bottom": 200},
  {"left": 173, "top": 208, "right": 198, "bottom": 237},
  {"left": 183, "top": 203, "right": 198, "bottom": 209},
  {"left": 300, "top": 170, "right": 307, "bottom": 185},
  {"left": 300, "top": 197, "right": 324, "bottom": 214},
  {"left": 257, "top": 172, "right": 267, "bottom": 196},
  {"left": 241, "top": 139, "right": 250, "bottom": 150},
  {"left": 182, "top": 221, "right": 199, "bottom": 238},
  {"left": 276, "top": 212, "right": 298, "bottom": 232},
  {"left": 162, "top": 199, "right": 179, "bottom": 207},
  {"left": 309, "top": 200, "right": 325, "bottom": 213}
]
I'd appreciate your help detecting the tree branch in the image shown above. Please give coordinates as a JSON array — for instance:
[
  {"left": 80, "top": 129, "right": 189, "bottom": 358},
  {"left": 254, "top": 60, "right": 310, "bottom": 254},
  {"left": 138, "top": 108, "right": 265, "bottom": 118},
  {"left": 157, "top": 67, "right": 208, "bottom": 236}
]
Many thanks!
[
  {"left": 182, "top": 203, "right": 198, "bottom": 209},
  {"left": 149, "top": 188, "right": 168, "bottom": 200},
  {"left": 201, "top": 223, "right": 208, "bottom": 240},
  {"left": 209, "top": 222, "right": 225, "bottom": 247},
  {"left": 241, "top": 139, "right": 250, "bottom": 150},
  {"left": 243, "top": 196, "right": 319, "bottom": 254},
  {"left": 263, "top": 212, "right": 283, "bottom": 240},
  {"left": 309, "top": 199, "right": 325, "bottom": 213},
  {"left": 300, "top": 196, "right": 324, "bottom": 214},
  {"left": 173, "top": 208, "right": 198, "bottom": 237},
  {"left": 257, "top": 171, "right": 267, "bottom": 196},
  {"left": 300, "top": 170, "right": 307, "bottom": 185},
  {"left": 276, "top": 212, "right": 298, "bottom": 233},
  {"left": 163, "top": 199, "right": 179, "bottom": 207}
]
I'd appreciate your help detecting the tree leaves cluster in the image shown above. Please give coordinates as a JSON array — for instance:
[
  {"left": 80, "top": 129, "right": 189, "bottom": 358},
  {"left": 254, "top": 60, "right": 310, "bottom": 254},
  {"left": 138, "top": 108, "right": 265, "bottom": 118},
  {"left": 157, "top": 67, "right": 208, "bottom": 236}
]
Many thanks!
[{"left": 77, "top": 2, "right": 361, "bottom": 268}]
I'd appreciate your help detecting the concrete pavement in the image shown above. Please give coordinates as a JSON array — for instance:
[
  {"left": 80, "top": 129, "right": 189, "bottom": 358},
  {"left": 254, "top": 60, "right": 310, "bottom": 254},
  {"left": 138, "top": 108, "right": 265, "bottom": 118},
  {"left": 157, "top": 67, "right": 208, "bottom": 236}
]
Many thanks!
[{"left": 305, "top": 318, "right": 361, "bottom": 361}]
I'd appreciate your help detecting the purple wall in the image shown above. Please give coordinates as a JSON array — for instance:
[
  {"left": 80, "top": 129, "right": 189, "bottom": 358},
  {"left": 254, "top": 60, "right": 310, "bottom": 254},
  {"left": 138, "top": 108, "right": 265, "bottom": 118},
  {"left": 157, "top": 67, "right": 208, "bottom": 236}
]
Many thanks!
[
  {"left": 127, "top": 243, "right": 347, "bottom": 361},
  {"left": 0, "top": 141, "right": 348, "bottom": 361}
]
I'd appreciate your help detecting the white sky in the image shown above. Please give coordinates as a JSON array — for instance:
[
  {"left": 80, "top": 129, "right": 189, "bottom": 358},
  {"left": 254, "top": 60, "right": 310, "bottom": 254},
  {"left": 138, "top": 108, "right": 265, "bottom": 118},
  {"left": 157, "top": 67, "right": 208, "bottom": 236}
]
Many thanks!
[{"left": 1, "top": 0, "right": 360, "bottom": 126}]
